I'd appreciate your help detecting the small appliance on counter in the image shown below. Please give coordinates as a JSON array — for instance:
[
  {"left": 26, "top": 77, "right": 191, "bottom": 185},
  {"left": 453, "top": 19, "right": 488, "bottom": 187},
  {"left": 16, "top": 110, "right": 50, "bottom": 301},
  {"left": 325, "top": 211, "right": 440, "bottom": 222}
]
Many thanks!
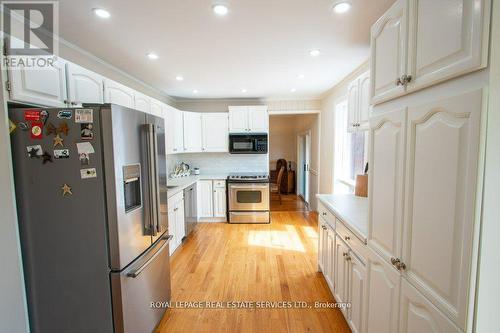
[
  {"left": 227, "top": 172, "right": 270, "bottom": 224},
  {"left": 170, "top": 162, "right": 191, "bottom": 178},
  {"left": 193, "top": 167, "right": 200, "bottom": 175}
]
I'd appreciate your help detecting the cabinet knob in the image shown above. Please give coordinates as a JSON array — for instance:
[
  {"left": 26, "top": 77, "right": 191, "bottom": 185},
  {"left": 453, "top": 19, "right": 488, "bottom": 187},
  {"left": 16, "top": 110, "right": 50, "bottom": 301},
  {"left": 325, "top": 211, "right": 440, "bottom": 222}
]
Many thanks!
[
  {"left": 396, "top": 78, "right": 403, "bottom": 86},
  {"left": 322, "top": 212, "right": 326, "bottom": 216},
  {"left": 396, "top": 261, "right": 406, "bottom": 271},
  {"left": 321, "top": 226, "right": 327, "bottom": 230},
  {"left": 390, "top": 257, "right": 400, "bottom": 266},
  {"left": 343, "top": 252, "right": 348, "bottom": 257},
  {"left": 344, "top": 236, "right": 350, "bottom": 241},
  {"left": 345, "top": 256, "right": 351, "bottom": 261}
]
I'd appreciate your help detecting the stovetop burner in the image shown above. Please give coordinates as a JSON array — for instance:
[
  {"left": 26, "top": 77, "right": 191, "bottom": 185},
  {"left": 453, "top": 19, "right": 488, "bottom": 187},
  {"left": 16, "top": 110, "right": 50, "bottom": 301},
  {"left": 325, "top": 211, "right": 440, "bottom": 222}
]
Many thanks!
[{"left": 227, "top": 172, "right": 270, "bottom": 183}]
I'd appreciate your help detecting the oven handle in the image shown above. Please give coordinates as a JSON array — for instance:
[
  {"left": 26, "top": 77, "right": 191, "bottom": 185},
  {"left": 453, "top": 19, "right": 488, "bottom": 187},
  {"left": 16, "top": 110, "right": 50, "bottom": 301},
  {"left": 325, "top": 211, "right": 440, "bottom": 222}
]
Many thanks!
[{"left": 229, "top": 184, "right": 269, "bottom": 190}]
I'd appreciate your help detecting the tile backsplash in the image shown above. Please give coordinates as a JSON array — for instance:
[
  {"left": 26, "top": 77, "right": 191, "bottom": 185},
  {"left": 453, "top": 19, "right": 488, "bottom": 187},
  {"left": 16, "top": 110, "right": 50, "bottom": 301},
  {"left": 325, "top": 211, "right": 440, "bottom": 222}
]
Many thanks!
[{"left": 167, "top": 153, "right": 269, "bottom": 176}]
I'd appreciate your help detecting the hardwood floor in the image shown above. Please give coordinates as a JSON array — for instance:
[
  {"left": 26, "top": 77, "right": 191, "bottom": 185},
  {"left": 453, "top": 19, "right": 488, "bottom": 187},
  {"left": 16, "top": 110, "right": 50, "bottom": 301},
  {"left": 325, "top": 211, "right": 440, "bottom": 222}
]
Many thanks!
[
  {"left": 156, "top": 211, "right": 350, "bottom": 333},
  {"left": 271, "top": 194, "right": 309, "bottom": 212}
]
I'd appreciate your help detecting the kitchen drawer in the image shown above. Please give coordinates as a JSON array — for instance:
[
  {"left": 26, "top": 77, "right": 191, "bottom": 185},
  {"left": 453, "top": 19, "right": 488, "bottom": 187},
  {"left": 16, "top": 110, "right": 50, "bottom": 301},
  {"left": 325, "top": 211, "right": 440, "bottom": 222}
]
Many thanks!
[
  {"left": 213, "top": 180, "right": 226, "bottom": 188},
  {"left": 229, "top": 211, "right": 270, "bottom": 224},
  {"left": 318, "top": 202, "right": 335, "bottom": 228},
  {"left": 168, "top": 191, "right": 183, "bottom": 207},
  {"left": 336, "top": 219, "right": 367, "bottom": 263}
]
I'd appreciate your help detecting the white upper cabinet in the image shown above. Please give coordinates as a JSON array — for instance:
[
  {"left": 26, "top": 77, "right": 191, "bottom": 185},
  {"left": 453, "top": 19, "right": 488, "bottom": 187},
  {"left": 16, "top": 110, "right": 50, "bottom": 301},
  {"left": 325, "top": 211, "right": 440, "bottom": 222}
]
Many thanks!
[
  {"left": 406, "top": 0, "right": 490, "bottom": 92},
  {"left": 358, "top": 71, "right": 371, "bottom": 129},
  {"left": 370, "top": 0, "right": 408, "bottom": 104},
  {"left": 366, "top": 249, "right": 401, "bottom": 333},
  {"left": 66, "top": 62, "right": 104, "bottom": 106},
  {"left": 104, "top": 79, "right": 135, "bottom": 109},
  {"left": 248, "top": 106, "right": 269, "bottom": 132},
  {"left": 347, "top": 79, "right": 360, "bottom": 132},
  {"left": 183, "top": 112, "right": 203, "bottom": 152},
  {"left": 368, "top": 109, "right": 406, "bottom": 265},
  {"left": 399, "top": 279, "right": 461, "bottom": 333},
  {"left": 8, "top": 57, "right": 68, "bottom": 107},
  {"left": 228, "top": 106, "right": 249, "bottom": 132},
  {"left": 228, "top": 106, "right": 269, "bottom": 133},
  {"left": 371, "top": 0, "right": 490, "bottom": 104},
  {"left": 150, "top": 99, "right": 163, "bottom": 117},
  {"left": 202, "top": 113, "right": 229, "bottom": 152},
  {"left": 348, "top": 71, "right": 371, "bottom": 132},
  {"left": 165, "top": 106, "right": 184, "bottom": 154},
  {"left": 134, "top": 92, "right": 151, "bottom": 113},
  {"left": 402, "top": 89, "right": 482, "bottom": 330}
]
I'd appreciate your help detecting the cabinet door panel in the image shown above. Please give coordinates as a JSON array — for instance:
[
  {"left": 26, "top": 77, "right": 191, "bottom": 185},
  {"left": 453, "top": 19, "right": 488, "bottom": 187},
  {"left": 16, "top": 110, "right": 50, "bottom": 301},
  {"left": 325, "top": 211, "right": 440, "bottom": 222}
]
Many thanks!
[
  {"left": 325, "top": 226, "right": 335, "bottom": 289},
  {"left": 173, "top": 109, "right": 184, "bottom": 152},
  {"left": 213, "top": 186, "right": 227, "bottom": 218},
  {"left": 9, "top": 58, "right": 68, "bottom": 107},
  {"left": 104, "top": 80, "right": 134, "bottom": 109},
  {"left": 229, "top": 106, "right": 248, "bottom": 133},
  {"left": 366, "top": 249, "right": 400, "bottom": 333},
  {"left": 368, "top": 109, "right": 406, "bottom": 263},
  {"left": 318, "top": 221, "right": 326, "bottom": 271},
  {"left": 348, "top": 253, "right": 367, "bottom": 333},
  {"left": 248, "top": 106, "right": 269, "bottom": 133},
  {"left": 197, "top": 180, "right": 213, "bottom": 218},
  {"left": 202, "top": 113, "right": 229, "bottom": 152},
  {"left": 358, "top": 71, "right": 371, "bottom": 130},
  {"left": 134, "top": 92, "right": 151, "bottom": 113},
  {"left": 370, "top": 0, "right": 408, "bottom": 104},
  {"left": 334, "top": 235, "right": 349, "bottom": 317},
  {"left": 407, "top": 0, "right": 489, "bottom": 92},
  {"left": 399, "top": 279, "right": 461, "bottom": 333},
  {"left": 183, "top": 112, "right": 202, "bottom": 152},
  {"left": 176, "top": 199, "right": 186, "bottom": 242},
  {"left": 150, "top": 99, "right": 163, "bottom": 117},
  {"left": 168, "top": 208, "right": 177, "bottom": 255},
  {"left": 403, "top": 89, "right": 482, "bottom": 330},
  {"left": 66, "top": 62, "right": 104, "bottom": 106},
  {"left": 347, "top": 79, "right": 359, "bottom": 132}
]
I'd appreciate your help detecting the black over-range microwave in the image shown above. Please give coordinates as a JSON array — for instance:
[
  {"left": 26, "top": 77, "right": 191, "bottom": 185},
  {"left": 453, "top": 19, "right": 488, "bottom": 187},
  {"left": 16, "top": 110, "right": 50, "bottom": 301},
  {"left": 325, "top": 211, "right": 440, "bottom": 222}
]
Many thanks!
[{"left": 229, "top": 133, "right": 268, "bottom": 154}]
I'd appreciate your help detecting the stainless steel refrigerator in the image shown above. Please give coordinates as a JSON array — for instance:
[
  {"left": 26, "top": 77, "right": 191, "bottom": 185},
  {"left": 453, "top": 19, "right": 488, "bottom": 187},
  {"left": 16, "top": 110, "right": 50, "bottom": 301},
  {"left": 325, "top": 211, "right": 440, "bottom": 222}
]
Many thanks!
[{"left": 8, "top": 104, "right": 172, "bottom": 333}]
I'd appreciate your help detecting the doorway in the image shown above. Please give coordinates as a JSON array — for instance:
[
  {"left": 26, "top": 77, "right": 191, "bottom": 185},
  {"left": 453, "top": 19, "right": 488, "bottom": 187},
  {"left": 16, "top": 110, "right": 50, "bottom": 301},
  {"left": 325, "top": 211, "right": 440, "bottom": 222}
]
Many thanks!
[{"left": 297, "top": 130, "right": 311, "bottom": 205}]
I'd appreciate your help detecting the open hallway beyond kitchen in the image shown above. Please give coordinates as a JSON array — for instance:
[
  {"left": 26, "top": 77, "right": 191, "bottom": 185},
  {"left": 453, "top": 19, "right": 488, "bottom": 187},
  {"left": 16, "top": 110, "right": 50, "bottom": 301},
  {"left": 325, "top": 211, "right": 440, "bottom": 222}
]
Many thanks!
[{"left": 156, "top": 211, "right": 350, "bottom": 333}]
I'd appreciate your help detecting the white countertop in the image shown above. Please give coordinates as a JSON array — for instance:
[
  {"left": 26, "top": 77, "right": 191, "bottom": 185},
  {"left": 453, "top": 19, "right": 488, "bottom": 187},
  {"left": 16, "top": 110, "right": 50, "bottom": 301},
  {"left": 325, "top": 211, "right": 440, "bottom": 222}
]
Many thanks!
[
  {"left": 316, "top": 194, "right": 368, "bottom": 243},
  {"left": 166, "top": 174, "right": 229, "bottom": 197}
]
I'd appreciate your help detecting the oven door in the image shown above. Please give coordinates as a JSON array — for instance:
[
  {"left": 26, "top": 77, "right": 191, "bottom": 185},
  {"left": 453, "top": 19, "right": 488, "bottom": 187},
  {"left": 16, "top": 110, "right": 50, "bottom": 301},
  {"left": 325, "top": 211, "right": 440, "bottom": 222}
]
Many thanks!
[{"left": 228, "top": 183, "right": 270, "bottom": 211}]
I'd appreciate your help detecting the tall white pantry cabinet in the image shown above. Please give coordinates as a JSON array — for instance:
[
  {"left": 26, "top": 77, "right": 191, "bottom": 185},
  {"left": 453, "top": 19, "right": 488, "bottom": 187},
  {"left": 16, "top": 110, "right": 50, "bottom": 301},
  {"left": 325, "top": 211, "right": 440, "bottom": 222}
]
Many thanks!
[{"left": 365, "top": 1, "right": 490, "bottom": 333}]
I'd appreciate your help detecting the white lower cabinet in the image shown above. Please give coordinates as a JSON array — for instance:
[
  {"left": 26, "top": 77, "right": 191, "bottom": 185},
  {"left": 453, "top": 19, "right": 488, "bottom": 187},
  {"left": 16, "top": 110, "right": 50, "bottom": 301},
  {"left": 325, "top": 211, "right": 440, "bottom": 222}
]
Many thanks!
[
  {"left": 399, "top": 279, "right": 461, "bottom": 333},
  {"left": 334, "top": 235, "right": 349, "bottom": 317},
  {"left": 366, "top": 249, "right": 401, "bottom": 333},
  {"left": 168, "top": 192, "right": 186, "bottom": 255},
  {"left": 197, "top": 180, "right": 227, "bottom": 222},
  {"left": 348, "top": 253, "right": 367, "bottom": 333}
]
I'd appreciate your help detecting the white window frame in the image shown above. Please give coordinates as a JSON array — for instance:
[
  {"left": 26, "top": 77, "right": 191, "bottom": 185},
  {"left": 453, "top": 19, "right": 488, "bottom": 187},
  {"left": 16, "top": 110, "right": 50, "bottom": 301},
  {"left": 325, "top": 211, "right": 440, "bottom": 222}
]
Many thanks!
[{"left": 333, "top": 98, "right": 356, "bottom": 193}]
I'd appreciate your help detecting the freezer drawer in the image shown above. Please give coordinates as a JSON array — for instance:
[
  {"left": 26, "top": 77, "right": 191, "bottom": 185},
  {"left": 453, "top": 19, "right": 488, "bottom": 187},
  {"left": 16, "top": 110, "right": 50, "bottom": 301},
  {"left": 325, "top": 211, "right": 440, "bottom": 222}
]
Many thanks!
[
  {"left": 229, "top": 211, "right": 270, "bottom": 224},
  {"left": 111, "top": 235, "right": 173, "bottom": 333}
]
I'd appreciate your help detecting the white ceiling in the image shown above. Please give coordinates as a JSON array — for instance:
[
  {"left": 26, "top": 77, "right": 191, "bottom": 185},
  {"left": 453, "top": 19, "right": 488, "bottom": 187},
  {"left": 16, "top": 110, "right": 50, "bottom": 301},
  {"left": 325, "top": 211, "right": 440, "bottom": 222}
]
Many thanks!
[{"left": 57, "top": 0, "right": 394, "bottom": 99}]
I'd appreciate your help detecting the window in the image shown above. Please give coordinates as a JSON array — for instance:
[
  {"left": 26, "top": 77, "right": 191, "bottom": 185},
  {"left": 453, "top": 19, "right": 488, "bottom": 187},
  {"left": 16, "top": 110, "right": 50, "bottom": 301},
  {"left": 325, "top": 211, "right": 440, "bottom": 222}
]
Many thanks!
[{"left": 333, "top": 99, "right": 367, "bottom": 194}]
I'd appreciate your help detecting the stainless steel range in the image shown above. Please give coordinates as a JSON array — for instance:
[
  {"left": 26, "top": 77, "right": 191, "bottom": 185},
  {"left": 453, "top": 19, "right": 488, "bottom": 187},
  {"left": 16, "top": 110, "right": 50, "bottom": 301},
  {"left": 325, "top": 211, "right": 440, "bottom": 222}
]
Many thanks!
[{"left": 227, "top": 172, "right": 270, "bottom": 224}]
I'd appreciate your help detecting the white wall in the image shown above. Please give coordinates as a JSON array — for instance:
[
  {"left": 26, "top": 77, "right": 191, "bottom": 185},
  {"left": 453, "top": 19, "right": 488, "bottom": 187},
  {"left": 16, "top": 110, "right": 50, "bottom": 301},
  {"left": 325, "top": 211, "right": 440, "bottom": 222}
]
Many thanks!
[
  {"left": 475, "top": 1, "right": 500, "bottom": 331},
  {"left": 269, "top": 116, "right": 298, "bottom": 169},
  {"left": 0, "top": 81, "right": 29, "bottom": 333},
  {"left": 175, "top": 98, "right": 321, "bottom": 113},
  {"left": 319, "top": 61, "right": 370, "bottom": 194}
]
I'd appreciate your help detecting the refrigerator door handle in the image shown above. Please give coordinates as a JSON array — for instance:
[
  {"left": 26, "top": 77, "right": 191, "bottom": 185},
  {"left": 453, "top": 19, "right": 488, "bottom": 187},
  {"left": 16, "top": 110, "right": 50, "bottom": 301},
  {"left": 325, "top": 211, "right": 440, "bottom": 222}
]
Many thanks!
[
  {"left": 145, "top": 124, "right": 158, "bottom": 236},
  {"left": 126, "top": 235, "right": 173, "bottom": 278},
  {"left": 152, "top": 124, "right": 162, "bottom": 234}
]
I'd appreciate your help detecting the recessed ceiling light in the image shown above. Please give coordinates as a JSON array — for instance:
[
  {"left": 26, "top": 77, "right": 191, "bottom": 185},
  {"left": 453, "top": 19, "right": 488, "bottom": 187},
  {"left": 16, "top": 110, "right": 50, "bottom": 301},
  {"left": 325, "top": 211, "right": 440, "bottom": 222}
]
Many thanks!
[
  {"left": 213, "top": 4, "right": 229, "bottom": 16},
  {"left": 193, "top": 89, "right": 199, "bottom": 94},
  {"left": 241, "top": 88, "right": 247, "bottom": 93},
  {"left": 290, "top": 88, "right": 297, "bottom": 93},
  {"left": 146, "top": 52, "right": 158, "bottom": 60},
  {"left": 298, "top": 74, "right": 305, "bottom": 79},
  {"left": 309, "top": 49, "right": 321, "bottom": 57},
  {"left": 176, "top": 76, "right": 184, "bottom": 81},
  {"left": 333, "top": 2, "right": 352, "bottom": 14},
  {"left": 92, "top": 8, "right": 110, "bottom": 19}
]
